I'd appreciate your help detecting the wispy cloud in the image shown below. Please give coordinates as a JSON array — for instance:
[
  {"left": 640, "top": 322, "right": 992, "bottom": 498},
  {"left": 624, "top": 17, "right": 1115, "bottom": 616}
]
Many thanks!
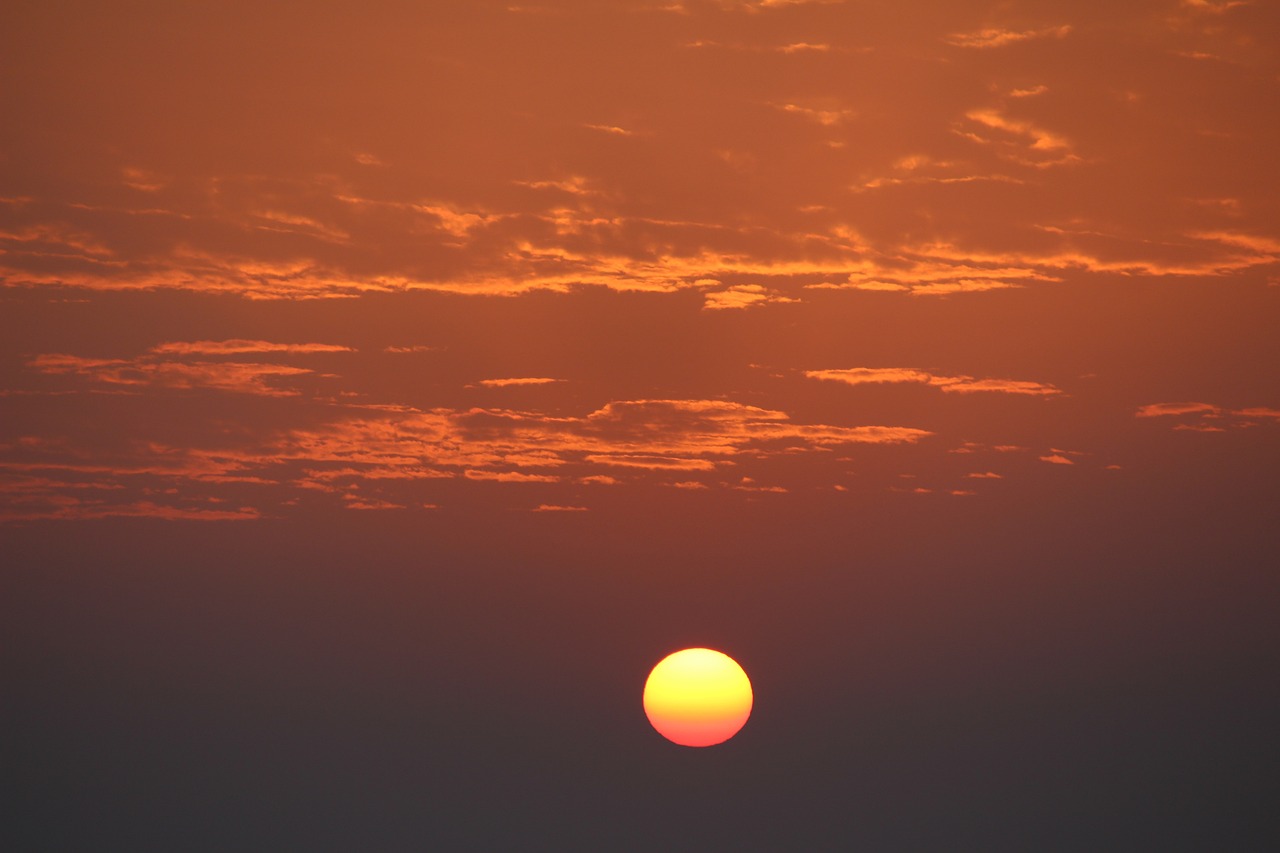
[
  {"left": 806, "top": 368, "right": 1061, "bottom": 396},
  {"left": 151, "top": 340, "right": 353, "bottom": 355},
  {"left": 945, "top": 25, "right": 1072, "bottom": 49},
  {"left": 0, "top": 394, "right": 934, "bottom": 521},
  {"left": 1136, "top": 401, "right": 1280, "bottom": 431},
  {"left": 702, "top": 283, "right": 799, "bottom": 310},
  {"left": 583, "top": 124, "right": 636, "bottom": 136},
  {"left": 959, "top": 108, "right": 1077, "bottom": 166},
  {"left": 473, "top": 377, "right": 564, "bottom": 388},
  {"left": 28, "top": 353, "right": 316, "bottom": 397},
  {"left": 775, "top": 102, "right": 855, "bottom": 126},
  {"left": 1039, "top": 453, "right": 1075, "bottom": 465},
  {"left": 778, "top": 42, "right": 830, "bottom": 53}
]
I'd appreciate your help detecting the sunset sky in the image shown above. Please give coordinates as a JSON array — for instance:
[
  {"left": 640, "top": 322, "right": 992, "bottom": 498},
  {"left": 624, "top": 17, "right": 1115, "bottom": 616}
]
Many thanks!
[{"left": 3, "top": 0, "right": 1277, "bottom": 848}]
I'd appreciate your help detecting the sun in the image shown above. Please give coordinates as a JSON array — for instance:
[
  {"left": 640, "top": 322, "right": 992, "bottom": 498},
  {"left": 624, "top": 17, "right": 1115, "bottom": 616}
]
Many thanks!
[{"left": 643, "top": 648, "right": 753, "bottom": 747}]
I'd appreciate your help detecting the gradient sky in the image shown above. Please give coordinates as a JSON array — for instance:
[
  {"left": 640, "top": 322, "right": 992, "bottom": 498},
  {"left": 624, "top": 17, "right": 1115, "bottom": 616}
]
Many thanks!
[{"left": 3, "top": 1, "right": 1278, "bottom": 849}]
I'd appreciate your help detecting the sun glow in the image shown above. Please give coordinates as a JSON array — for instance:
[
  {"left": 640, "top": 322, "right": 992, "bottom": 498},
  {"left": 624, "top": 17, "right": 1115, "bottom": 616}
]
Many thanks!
[{"left": 643, "top": 648, "right": 753, "bottom": 747}]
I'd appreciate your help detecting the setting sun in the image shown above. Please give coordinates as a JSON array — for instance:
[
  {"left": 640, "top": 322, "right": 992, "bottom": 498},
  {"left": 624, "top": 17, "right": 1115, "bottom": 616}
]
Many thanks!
[{"left": 643, "top": 648, "right": 753, "bottom": 747}]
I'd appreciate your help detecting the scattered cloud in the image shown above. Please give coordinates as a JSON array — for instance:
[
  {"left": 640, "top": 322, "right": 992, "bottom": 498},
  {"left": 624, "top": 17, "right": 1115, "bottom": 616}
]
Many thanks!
[
  {"left": 1136, "top": 401, "right": 1223, "bottom": 418},
  {"left": 120, "top": 167, "right": 167, "bottom": 192},
  {"left": 1136, "top": 401, "right": 1280, "bottom": 430},
  {"left": 584, "top": 454, "right": 718, "bottom": 471},
  {"left": 775, "top": 103, "right": 855, "bottom": 126},
  {"left": 717, "top": 0, "right": 846, "bottom": 10},
  {"left": 959, "top": 108, "right": 1077, "bottom": 166},
  {"left": 703, "top": 283, "right": 798, "bottom": 310},
  {"left": 384, "top": 345, "right": 440, "bottom": 354},
  {"left": 945, "top": 25, "right": 1072, "bottom": 49},
  {"left": 584, "top": 124, "right": 636, "bottom": 136},
  {"left": 1179, "top": 0, "right": 1251, "bottom": 14},
  {"left": 0, "top": 392, "right": 934, "bottom": 521},
  {"left": 1039, "top": 453, "right": 1075, "bottom": 465},
  {"left": 343, "top": 495, "right": 407, "bottom": 510},
  {"left": 28, "top": 353, "right": 316, "bottom": 397},
  {"left": 465, "top": 470, "right": 562, "bottom": 483},
  {"left": 473, "top": 377, "right": 564, "bottom": 388},
  {"left": 150, "top": 340, "right": 353, "bottom": 356},
  {"left": 806, "top": 368, "right": 1061, "bottom": 396}
]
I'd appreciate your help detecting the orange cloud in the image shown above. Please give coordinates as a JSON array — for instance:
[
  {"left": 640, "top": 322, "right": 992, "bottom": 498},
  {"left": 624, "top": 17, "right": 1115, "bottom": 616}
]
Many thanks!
[
  {"left": 778, "top": 42, "right": 830, "bottom": 53},
  {"left": 28, "top": 354, "right": 314, "bottom": 396},
  {"left": 702, "top": 284, "right": 798, "bottom": 310},
  {"left": 1136, "top": 402, "right": 1222, "bottom": 418},
  {"left": 775, "top": 103, "right": 855, "bottom": 126},
  {"left": 960, "top": 109, "right": 1077, "bottom": 166},
  {"left": 1136, "top": 402, "right": 1280, "bottom": 430},
  {"left": 0, "top": 494, "right": 260, "bottom": 523},
  {"left": 584, "top": 124, "right": 635, "bottom": 136},
  {"left": 0, "top": 391, "right": 935, "bottom": 522},
  {"left": 806, "top": 368, "right": 1061, "bottom": 396},
  {"left": 474, "top": 377, "right": 564, "bottom": 388},
  {"left": 342, "top": 495, "right": 407, "bottom": 511},
  {"left": 464, "top": 470, "right": 561, "bottom": 483},
  {"left": 584, "top": 454, "right": 718, "bottom": 471},
  {"left": 151, "top": 340, "right": 353, "bottom": 355},
  {"left": 945, "top": 25, "right": 1072, "bottom": 49},
  {"left": 1234, "top": 407, "right": 1280, "bottom": 420}
]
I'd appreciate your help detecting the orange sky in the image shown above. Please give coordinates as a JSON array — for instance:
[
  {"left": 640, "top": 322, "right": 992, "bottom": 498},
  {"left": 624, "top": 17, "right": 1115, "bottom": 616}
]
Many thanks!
[
  {"left": 2, "top": 2, "right": 1278, "bottom": 847},
  {"left": 2, "top": 0, "right": 1277, "bottom": 522}
]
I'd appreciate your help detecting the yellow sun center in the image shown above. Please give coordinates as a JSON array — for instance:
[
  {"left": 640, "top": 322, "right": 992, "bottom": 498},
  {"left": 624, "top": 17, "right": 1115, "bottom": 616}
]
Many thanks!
[{"left": 643, "top": 648, "right": 753, "bottom": 747}]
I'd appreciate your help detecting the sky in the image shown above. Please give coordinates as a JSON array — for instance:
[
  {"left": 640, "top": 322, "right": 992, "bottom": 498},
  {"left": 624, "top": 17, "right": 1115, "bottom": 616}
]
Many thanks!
[{"left": 2, "top": 0, "right": 1278, "bottom": 849}]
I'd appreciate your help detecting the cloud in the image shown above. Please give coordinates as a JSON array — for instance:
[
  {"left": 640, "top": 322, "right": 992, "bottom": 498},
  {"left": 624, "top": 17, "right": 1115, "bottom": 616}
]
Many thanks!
[
  {"left": 960, "top": 109, "right": 1076, "bottom": 165},
  {"left": 464, "top": 470, "right": 562, "bottom": 483},
  {"left": 775, "top": 103, "right": 855, "bottom": 126},
  {"left": 120, "top": 167, "right": 167, "bottom": 192},
  {"left": 945, "top": 25, "right": 1072, "bottom": 49},
  {"left": 717, "top": 0, "right": 845, "bottom": 9},
  {"left": 0, "top": 491, "right": 261, "bottom": 523},
  {"left": 473, "top": 377, "right": 564, "bottom": 388},
  {"left": 1190, "top": 231, "right": 1280, "bottom": 255},
  {"left": 1136, "top": 402, "right": 1222, "bottom": 418},
  {"left": 531, "top": 504, "right": 589, "bottom": 512},
  {"left": 0, "top": 393, "right": 933, "bottom": 522},
  {"left": 343, "top": 495, "right": 407, "bottom": 510},
  {"left": 151, "top": 340, "right": 353, "bottom": 355},
  {"left": 28, "top": 353, "right": 315, "bottom": 397},
  {"left": 6, "top": 159, "right": 1275, "bottom": 305},
  {"left": 806, "top": 368, "right": 1061, "bottom": 396},
  {"left": 584, "top": 454, "right": 718, "bottom": 471},
  {"left": 1136, "top": 401, "right": 1280, "bottom": 430},
  {"left": 584, "top": 124, "right": 636, "bottom": 136},
  {"left": 1179, "top": 0, "right": 1251, "bottom": 13},
  {"left": 1039, "top": 453, "right": 1075, "bottom": 465},
  {"left": 1234, "top": 407, "right": 1280, "bottom": 420},
  {"left": 702, "top": 284, "right": 798, "bottom": 310}
]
